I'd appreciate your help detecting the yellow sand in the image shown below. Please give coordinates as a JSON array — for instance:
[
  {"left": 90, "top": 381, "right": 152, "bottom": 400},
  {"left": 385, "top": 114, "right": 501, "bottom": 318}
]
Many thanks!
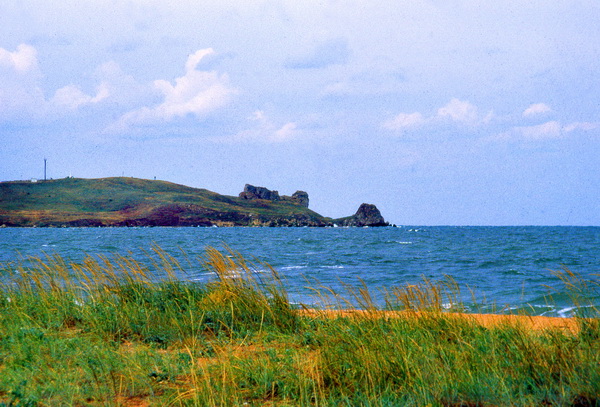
[{"left": 299, "top": 309, "right": 582, "bottom": 333}]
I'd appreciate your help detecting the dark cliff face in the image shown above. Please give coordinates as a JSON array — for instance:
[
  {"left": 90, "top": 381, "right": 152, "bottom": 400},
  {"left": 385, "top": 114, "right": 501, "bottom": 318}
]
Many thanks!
[
  {"left": 338, "top": 203, "right": 389, "bottom": 227},
  {"left": 239, "top": 184, "right": 280, "bottom": 201}
]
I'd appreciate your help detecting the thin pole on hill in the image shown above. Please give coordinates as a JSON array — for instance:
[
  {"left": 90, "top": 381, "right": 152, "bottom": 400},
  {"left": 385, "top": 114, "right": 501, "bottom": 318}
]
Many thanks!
[{"left": 44, "top": 158, "right": 47, "bottom": 181}]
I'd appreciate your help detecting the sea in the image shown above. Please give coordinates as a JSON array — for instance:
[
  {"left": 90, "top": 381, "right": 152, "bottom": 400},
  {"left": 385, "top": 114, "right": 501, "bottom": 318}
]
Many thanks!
[{"left": 1, "top": 226, "right": 599, "bottom": 317}]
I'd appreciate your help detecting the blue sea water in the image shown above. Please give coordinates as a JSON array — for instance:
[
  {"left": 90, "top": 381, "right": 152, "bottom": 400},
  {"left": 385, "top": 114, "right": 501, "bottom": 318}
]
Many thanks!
[{"left": 0, "top": 226, "right": 599, "bottom": 316}]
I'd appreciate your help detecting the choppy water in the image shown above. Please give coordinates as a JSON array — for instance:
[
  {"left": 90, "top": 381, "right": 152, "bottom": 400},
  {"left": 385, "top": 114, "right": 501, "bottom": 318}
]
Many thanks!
[{"left": 1, "top": 226, "right": 599, "bottom": 316}]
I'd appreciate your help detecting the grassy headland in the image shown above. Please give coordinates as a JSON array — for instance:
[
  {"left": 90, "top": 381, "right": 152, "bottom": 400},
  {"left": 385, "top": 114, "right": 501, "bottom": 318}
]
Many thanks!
[
  {"left": 0, "top": 247, "right": 598, "bottom": 406},
  {"left": 0, "top": 177, "right": 334, "bottom": 227}
]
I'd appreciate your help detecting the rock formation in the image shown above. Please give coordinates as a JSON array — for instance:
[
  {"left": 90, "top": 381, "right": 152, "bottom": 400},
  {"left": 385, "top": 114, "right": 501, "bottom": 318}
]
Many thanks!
[
  {"left": 338, "top": 203, "right": 388, "bottom": 227},
  {"left": 240, "top": 185, "right": 310, "bottom": 208},
  {"left": 291, "top": 191, "right": 309, "bottom": 208},
  {"left": 239, "top": 184, "right": 280, "bottom": 201}
]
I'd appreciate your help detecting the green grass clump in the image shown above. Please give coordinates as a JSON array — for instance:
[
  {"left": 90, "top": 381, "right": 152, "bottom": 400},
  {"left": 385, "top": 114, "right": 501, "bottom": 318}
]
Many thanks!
[{"left": 0, "top": 247, "right": 599, "bottom": 406}]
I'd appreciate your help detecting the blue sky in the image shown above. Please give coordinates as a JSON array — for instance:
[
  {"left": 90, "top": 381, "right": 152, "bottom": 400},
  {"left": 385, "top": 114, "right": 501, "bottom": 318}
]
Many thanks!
[{"left": 1, "top": 1, "right": 599, "bottom": 225}]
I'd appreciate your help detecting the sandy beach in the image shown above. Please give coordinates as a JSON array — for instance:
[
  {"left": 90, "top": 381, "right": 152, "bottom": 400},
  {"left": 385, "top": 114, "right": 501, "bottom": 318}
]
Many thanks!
[{"left": 299, "top": 309, "right": 583, "bottom": 333}]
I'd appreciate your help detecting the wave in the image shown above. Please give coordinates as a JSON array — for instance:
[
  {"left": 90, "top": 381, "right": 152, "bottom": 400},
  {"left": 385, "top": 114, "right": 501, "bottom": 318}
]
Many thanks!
[
  {"left": 279, "top": 265, "right": 308, "bottom": 271},
  {"left": 500, "top": 268, "right": 525, "bottom": 275}
]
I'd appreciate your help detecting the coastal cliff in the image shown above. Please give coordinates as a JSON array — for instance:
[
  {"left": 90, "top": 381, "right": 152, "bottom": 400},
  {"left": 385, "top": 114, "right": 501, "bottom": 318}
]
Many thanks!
[{"left": 0, "top": 178, "right": 388, "bottom": 228}]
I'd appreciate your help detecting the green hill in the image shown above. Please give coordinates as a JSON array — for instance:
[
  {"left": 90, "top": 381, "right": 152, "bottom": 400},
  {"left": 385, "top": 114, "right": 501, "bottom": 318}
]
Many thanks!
[{"left": 0, "top": 177, "right": 334, "bottom": 227}]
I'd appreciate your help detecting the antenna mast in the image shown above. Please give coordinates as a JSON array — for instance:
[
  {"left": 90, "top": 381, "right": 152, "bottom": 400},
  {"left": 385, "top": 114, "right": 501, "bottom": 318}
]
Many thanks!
[{"left": 44, "top": 158, "right": 47, "bottom": 181}]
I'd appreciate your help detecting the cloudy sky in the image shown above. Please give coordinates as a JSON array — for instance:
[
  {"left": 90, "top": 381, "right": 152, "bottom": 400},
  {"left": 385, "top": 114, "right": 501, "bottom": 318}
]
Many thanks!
[{"left": 1, "top": 1, "right": 599, "bottom": 225}]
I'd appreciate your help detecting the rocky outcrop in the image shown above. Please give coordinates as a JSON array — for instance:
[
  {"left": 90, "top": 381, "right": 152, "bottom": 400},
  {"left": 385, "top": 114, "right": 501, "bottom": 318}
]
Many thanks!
[
  {"left": 337, "top": 203, "right": 389, "bottom": 227},
  {"left": 240, "top": 185, "right": 309, "bottom": 208},
  {"left": 291, "top": 191, "right": 309, "bottom": 208},
  {"left": 239, "top": 184, "right": 280, "bottom": 201}
]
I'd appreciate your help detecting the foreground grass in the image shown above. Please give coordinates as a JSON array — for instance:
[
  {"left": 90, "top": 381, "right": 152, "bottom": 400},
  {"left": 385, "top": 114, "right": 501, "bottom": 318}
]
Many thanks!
[{"left": 0, "top": 247, "right": 599, "bottom": 406}]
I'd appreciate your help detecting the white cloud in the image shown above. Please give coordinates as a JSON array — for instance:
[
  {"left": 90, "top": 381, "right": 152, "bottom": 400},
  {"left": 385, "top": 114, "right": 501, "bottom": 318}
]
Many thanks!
[
  {"left": 0, "top": 44, "right": 114, "bottom": 120},
  {"left": 488, "top": 120, "right": 567, "bottom": 143},
  {"left": 437, "top": 98, "right": 478, "bottom": 124},
  {"left": 0, "top": 44, "right": 46, "bottom": 120},
  {"left": 563, "top": 121, "right": 599, "bottom": 133},
  {"left": 382, "top": 112, "right": 425, "bottom": 131},
  {"left": 116, "top": 48, "right": 235, "bottom": 128},
  {"left": 0, "top": 44, "right": 38, "bottom": 73},
  {"left": 51, "top": 83, "right": 109, "bottom": 110},
  {"left": 51, "top": 85, "right": 92, "bottom": 110},
  {"left": 222, "top": 110, "right": 299, "bottom": 143},
  {"left": 91, "top": 61, "right": 157, "bottom": 111},
  {"left": 274, "top": 122, "right": 298, "bottom": 141},
  {"left": 383, "top": 98, "right": 487, "bottom": 134},
  {"left": 185, "top": 48, "right": 214, "bottom": 73},
  {"left": 0, "top": 45, "right": 234, "bottom": 129},
  {"left": 519, "top": 121, "right": 562, "bottom": 139},
  {"left": 523, "top": 103, "right": 552, "bottom": 117}
]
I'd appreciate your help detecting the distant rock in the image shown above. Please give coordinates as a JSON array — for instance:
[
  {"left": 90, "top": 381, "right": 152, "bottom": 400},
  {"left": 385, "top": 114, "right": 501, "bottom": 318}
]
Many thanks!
[
  {"left": 291, "top": 191, "right": 309, "bottom": 207},
  {"left": 239, "top": 184, "right": 280, "bottom": 201},
  {"left": 240, "top": 185, "right": 309, "bottom": 208},
  {"left": 337, "top": 203, "right": 389, "bottom": 227}
]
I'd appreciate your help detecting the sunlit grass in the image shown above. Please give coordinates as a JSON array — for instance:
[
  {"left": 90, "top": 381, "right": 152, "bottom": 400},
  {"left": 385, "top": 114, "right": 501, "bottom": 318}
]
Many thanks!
[{"left": 0, "top": 246, "right": 598, "bottom": 406}]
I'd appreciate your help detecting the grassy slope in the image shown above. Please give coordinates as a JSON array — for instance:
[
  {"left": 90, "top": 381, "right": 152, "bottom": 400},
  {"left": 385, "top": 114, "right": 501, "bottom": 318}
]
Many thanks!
[{"left": 0, "top": 177, "right": 330, "bottom": 226}]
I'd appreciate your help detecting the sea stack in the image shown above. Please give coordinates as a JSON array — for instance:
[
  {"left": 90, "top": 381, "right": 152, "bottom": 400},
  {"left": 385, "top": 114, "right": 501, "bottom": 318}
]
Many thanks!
[{"left": 339, "top": 203, "right": 389, "bottom": 227}]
